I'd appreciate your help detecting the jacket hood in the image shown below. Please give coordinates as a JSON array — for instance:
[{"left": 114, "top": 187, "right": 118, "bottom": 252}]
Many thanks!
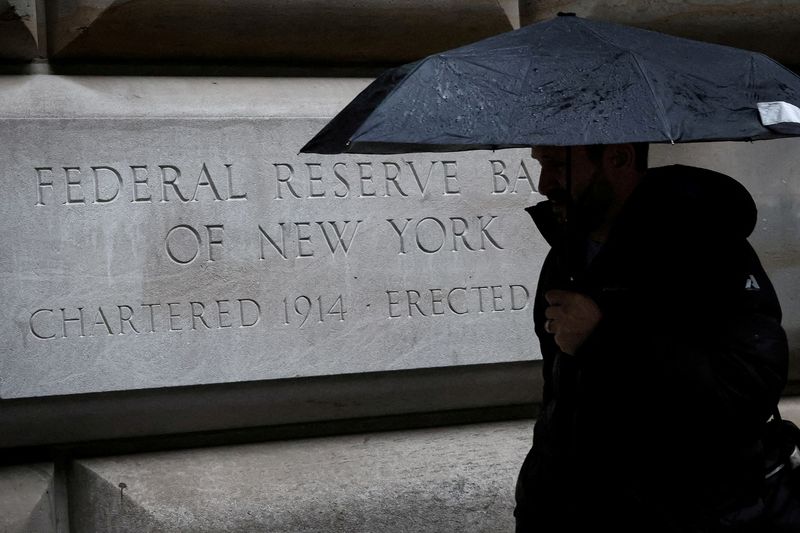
[
  {"left": 635, "top": 165, "right": 757, "bottom": 240},
  {"left": 526, "top": 165, "right": 757, "bottom": 246}
]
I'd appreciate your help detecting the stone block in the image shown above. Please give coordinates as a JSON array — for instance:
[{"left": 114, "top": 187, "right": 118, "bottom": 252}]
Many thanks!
[
  {"left": 0, "top": 0, "right": 39, "bottom": 61},
  {"left": 0, "top": 463, "right": 56, "bottom": 533},
  {"left": 779, "top": 396, "right": 800, "bottom": 425},
  {"left": 0, "top": 362, "right": 540, "bottom": 448},
  {"left": 46, "top": 0, "right": 513, "bottom": 63},
  {"left": 0, "top": 75, "right": 542, "bottom": 399},
  {"left": 68, "top": 420, "right": 531, "bottom": 532},
  {"left": 520, "top": 1, "right": 800, "bottom": 70}
]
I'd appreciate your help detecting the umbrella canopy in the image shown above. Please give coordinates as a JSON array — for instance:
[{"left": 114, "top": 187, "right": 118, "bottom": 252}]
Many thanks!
[{"left": 301, "top": 13, "right": 800, "bottom": 155}]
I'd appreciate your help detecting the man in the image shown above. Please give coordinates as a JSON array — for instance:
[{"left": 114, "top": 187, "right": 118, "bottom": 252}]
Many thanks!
[{"left": 514, "top": 144, "right": 788, "bottom": 532}]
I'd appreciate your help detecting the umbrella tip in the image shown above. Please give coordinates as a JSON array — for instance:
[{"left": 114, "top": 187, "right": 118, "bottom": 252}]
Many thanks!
[{"left": 557, "top": 12, "right": 577, "bottom": 17}]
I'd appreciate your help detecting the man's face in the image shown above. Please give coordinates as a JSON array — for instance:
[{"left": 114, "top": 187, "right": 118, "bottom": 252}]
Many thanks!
[{"left": 531, "top": 145, "right": 615, "bottom": 234}]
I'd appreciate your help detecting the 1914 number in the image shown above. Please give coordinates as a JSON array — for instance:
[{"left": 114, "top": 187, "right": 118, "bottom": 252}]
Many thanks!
[{"left": 282, "top": 295, "right": 347, "bottom": 327}]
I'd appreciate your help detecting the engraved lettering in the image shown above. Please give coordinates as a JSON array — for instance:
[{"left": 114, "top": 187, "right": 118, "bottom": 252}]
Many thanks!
[
  {"left": 142, "top": 303, "right": 160, "bottom": 333},
  {"left": 130, "top": 165, "right": 152, "bottom": 203},
  {"left": 274, "top": 163, "right": 301, "bottom": 199},
  {"left": 64, "top": 167, "right": 85, "bottom": 205},
  {"left": 91, "top": 307, "right": 114, "bottom": 336},
  {"left": 191, "top": 302, "right": 211, "bottom": 330},
  {"left": 490, "top": 160, "right": 509, "bottom": 193},
  {"left": 406, "top": 290, "right": 427, "bottom": 317},
  {"left": 387, "top": 218, "right": 413, "bottom": 255},
  {"left": 381, "top": 285, "right": 529, "bottom": 318},
  {"left": 35, "top": 167, "right": 54, "bottom": 206},
  {"left": 61, "top": 307, "right": 86, "bottom": 338},
  {"left": 295, "top": 222, "right": 314, "bottom": 258},
  {"left": 217, "top": 299, "right": 232, "bottom": 328},
  {"left": 92, "top": 166, "right": 123, "bottom": 204},
  {"left": 167, "top": 302, "right": 183, "bottom": 331},
  {"left": 165, "top": 224, "right": 201, "bottom": 265},
  {"left": 448, "top": 288, "right": 468, "bottom": 315},
  {"left": 30, "top": 309, "right": 55, "bottom": 339},
  {"left": 471, "top": 286, "right": 490, "bottom": 313},
  {"left": 387, "top": 290, "right": 401, "bottom": 318},
  {"left": 33, "top": 298, "right": 265, "bottom": 339},
  {"left": 450, "top": 217, "right": 476, "bottom": 251},
  {"left": 430, "top": 289, "right": 445, "bottom": 315},
  {"left": 260, "top": 220, "right": 364, "bottom": 260},
  {"left": 415, "top": 217, "right": 447, "bottom": 254},
  {"left": 316, "top": 220, "right": 362, "bottom": 256},
  {"left": 265, "top": 159, "right": 476, "bottom": 199},
  {"left": 160, "top": 165, "right": 190, "bottom": 202},
  {"left": 405, "top": 160, "right": 434, "bottom": 195},
  {"left": 358, "top": 162, "right": 376, "bottom": 197},
  {"left": 35, "top": 163, "right": 244, "bottom": 206},
  {"left": 513, "top": 160, "right": 536, "bottom": 193},
  {"left": 333, "top": 162, "right": 350, "bottom": 198},
  {"left": 478, "top": 216, "right": 503, "bottom": 250},
  {"left": 442, "top": 161, "right": 460, "bottom": 195},
  {"left": 307, "top": 163, "right": 326, "bottom": 198},
  {"left": 238, "top": 298, "right": 261, "bottom": 327},
  {"left": 383, "top": 162, "right": 408, "bottom": 197},
  {"left": 259, "top": 223, "right": 288, "bottom": 260},
  {"left": 491, "top": 285, "right": 505, "bottom": 312},
  {"left": 205, "top": 224, "right": 224, "bottom": 262},
  {"left": 118, "top": 305, "right": 140, "bottom": 334},
  {"left": 389, "top": 216, "right": 502, "bottom": 254},
  {"left": 283, "top": 295, "right": 346, "bottom": 326},
  {"left": 510, "top": 285, "right": 530, "bottom": 310},
  {"left": 383, "top": 285, "right": 530, "bottom": 317},
  {"left": 491, "top": 159, "right": 537, "bottom": 194},
  {"left": 191, "top": 163, "right": 223, "bottom": 202},
  {"left": 226, "top": 164, "right": 247, "bottom": 200}
]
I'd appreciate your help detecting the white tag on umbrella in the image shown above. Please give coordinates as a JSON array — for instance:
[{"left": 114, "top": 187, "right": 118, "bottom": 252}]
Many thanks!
[{"left": 758, "top": 101, "right": 800, "bottom": 134}]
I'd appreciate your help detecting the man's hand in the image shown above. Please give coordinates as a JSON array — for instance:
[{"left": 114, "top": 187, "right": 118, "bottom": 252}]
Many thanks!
[{"left": 544, "top": 290, "right": 602, "bottom": 355}]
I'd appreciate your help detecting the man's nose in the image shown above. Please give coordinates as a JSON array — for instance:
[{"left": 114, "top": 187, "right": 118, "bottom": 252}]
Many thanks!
[{"left": 537, "top": 168, "right": 561, "bottom": 197}]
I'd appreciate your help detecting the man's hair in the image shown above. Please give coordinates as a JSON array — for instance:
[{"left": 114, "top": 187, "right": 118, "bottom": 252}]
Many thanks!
[{"left": 586, "top": 143, "right": 649, "bottom": 173}]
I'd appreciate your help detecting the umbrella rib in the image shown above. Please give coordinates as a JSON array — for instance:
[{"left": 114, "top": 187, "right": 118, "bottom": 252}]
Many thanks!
[
  {"left": 573, "top": 17, "right": 675, "bottom": 142},
  {"left": 628, "top": 52, "right": 675, "bottom": 143},
  {"left": 350, "top": 58, "right": 431, "bottom": 143},
  {"left": 448, "top": 57, "right": 525, "bottom": 97}
]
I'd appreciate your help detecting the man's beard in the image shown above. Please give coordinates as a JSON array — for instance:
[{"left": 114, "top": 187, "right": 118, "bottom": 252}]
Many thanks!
[{"left": 551, "top": 170, "right": 614, "bottom": 236}]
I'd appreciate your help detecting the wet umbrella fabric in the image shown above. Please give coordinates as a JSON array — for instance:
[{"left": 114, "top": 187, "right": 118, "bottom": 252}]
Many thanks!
[{"left": 301, "top": 14, "right": 800, "bottom": 155}]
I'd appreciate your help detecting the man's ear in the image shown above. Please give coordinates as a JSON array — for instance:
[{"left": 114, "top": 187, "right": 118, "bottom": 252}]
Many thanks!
[{"left": 605, "top": 144, "right": 635, "bottom": 170}]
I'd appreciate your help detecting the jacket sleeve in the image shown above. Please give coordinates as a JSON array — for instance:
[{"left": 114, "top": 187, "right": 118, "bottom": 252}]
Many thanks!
[
  {"left": 575, "top": 201, "right": 788, "bottom": 442},
  {"left": 578, "top": 292, "right": 787, "bottom": 434}
]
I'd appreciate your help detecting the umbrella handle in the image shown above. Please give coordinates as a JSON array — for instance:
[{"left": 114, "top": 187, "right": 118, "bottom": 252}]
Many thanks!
[{"left": 563, "top": 145, "right": 576, "bottom": 286}]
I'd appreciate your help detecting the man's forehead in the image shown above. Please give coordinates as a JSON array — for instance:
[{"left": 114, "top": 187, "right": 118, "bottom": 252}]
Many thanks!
[{"left": 531, "top": 146, "right": 567, "bottom": 160}]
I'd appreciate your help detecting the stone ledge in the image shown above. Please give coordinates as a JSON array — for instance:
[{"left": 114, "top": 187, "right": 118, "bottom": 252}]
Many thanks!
[
  {"left": 0, "top": 0, "right": 39, "bottom": 61},
  {"left": 521, "top": 0, "right": 800, "bottom": 70},
  {"left": 46, "top": 0, "right": 513, "bottom": 63},
  {"left": 0, "top": 463, "right": 56, "bottom": 533},
  {"left": 0, "top": 74, "right": 372, "bottom": 119},
  {"left": 68, "top": 420, "right": 531, "bottom": 532},
  {"left": 777, "top": 396, "right": 800, "bottom": 424},
  {"left": 62, "top": 397, "right": 800, "bottom": 531},
  {"left": 0, "top": 363, "right": 539, "bottom": 449}
]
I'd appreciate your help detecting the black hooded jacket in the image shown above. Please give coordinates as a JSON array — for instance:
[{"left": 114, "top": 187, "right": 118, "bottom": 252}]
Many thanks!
[{"left": 516, "top": 165, "right": 788, "bottom": 532}]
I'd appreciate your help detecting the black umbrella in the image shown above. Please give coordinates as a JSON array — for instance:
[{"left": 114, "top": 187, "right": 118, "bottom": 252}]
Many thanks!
[{"left": 301, "top": 13, "right": 800, "bottom": 155}]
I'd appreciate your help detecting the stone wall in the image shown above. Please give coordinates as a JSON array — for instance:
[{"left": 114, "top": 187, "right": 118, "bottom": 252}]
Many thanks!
[
  {"left": 1, "top": 0, "right": 531, "bottom": 439},
  {"left": 0, "top": 0, "right": 39, "bottom": 61},
  {"left": 521, "top": 0, "right": 800, "bottom": 70},
  {"left": 2, "top": 1, "right": 800, "bottom": 531}
]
